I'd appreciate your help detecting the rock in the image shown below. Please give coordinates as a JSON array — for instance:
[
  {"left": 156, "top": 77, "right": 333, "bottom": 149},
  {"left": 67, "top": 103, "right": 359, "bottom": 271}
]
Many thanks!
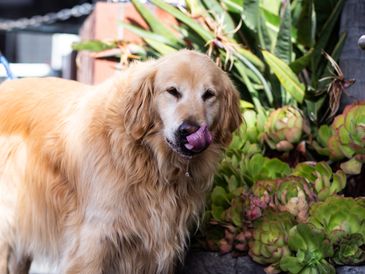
[
  {"left": 177, "top": 252, "right": 365, "bottom": 274},
  {"left": 337, "top": 266, "right": 365, "bottom": 274},
  {"left": 358, "top": 35, "right": 365, "bottom": 50},
  {"left": 176, "top": 252, "right": 265, "bottom": 274}
]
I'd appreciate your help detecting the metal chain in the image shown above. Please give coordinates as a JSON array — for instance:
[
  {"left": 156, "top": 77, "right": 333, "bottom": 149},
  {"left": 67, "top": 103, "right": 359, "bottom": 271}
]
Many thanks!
[{"left": 0, "top": 3, "right": 95, "bottom": 31}]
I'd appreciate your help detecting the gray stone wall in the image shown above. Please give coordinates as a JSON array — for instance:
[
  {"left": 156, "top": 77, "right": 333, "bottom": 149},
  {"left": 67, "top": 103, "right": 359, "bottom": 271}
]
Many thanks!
[{"left": 340, "top": 0, "right": 365, "bottom": 106}]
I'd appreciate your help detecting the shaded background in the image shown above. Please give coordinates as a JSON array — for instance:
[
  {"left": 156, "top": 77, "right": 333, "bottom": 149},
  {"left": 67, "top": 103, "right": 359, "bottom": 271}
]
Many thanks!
[{"left": 0, "top": 0, "right": 94, "bottom": 79}]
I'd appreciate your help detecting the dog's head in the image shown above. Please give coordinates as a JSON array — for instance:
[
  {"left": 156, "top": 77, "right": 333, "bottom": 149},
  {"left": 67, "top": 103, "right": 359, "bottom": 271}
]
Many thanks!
[{"left": 123, "top": 50, "right": 242, "bottom": 158}]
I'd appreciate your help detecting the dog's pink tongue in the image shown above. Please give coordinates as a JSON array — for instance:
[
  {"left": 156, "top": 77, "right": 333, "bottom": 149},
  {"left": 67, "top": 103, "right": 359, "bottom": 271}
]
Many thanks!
[{"left": 185, "top": 124, "right": 212, "bottom": 152}]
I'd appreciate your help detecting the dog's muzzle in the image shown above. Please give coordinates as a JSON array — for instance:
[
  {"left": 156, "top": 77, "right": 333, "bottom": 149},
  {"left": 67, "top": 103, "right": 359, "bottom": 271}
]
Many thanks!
[{"left": 177, "top": 121, "right": 212, "bottom": 155}]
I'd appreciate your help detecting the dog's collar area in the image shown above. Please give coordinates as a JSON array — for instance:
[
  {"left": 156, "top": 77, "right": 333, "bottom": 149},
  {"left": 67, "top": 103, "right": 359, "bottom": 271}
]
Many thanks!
[{"left": 165, "top": 138, "right": 196, "bottom": 178}]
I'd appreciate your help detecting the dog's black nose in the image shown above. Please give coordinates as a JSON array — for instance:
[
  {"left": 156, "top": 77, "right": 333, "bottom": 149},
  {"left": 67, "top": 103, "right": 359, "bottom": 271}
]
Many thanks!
[{"left": 178, "top": 121, "right": 199, "bottom": 137}]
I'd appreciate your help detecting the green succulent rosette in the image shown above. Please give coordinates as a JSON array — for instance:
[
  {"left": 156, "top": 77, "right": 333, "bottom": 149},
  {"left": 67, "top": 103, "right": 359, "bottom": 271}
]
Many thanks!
[
  {"left": 264, "top": 106, "right": 307, "bottom": 152},
  {"left": 246, "top": 179, "right": 278, "bottom": 220},
  {"left": 275, "top": 176, "right": 316, "bottom": 223},
  {"left": 343, "top": 102, "right": 365, "bottom": 155},
  {"left": 247, "top": 175, "right": 315, "bottom": 222},
  {"left": 225, "top": 102, "right": 267, "bottom": 158},
  {"left": 249, "top": 210, "right": 296, "bottom": 270},
  {"left": 308, "top": 196, "right": 365, "bottom": 266},
  {"left": 313, "top": 101, "right": 365, "bottom": 175},
  {"left": 308, "top": 196, "right": 365, "bottom": 242},
  {"left": 224, "top": 112, "right": 262, "bottom": 158},
  {"left": 280, "top": 224, "right": 335, "bottom": 274},
  {"left": 292, "top": 161, "right": 346, "bottom": 201},
  {"left": 331, "top": 233, "right": 365, "bottom": 265}
]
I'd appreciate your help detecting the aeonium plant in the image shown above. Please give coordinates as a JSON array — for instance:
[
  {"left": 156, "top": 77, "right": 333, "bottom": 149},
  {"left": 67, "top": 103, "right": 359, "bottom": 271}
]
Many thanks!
[
  {"left": 263, "top": 106, "right": 310, "bottom": 152},
  {"left": 308, "top": 196, "right": 365, "bottom": 266},
  {"left": 312, "top": 101, "right": 365, "bottom": 175}
]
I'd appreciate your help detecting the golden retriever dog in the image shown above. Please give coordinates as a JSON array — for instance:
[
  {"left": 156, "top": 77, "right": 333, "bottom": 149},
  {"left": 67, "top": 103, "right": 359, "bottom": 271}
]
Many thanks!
[{"left": 0, "top": 50, "right": 241, "bottom": 274}]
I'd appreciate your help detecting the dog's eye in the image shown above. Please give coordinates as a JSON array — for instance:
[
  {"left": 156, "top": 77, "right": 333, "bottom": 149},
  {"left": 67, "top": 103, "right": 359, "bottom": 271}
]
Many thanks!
[
  {"left": 202, "top": 89, "right": 215, "bottom": 101},
  {"left": 166, "top": 87, "right": 182, "bottom": 99}
]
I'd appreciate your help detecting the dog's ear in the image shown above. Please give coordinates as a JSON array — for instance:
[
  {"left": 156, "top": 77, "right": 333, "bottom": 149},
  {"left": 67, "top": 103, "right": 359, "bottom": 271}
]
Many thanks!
[
  {"left": 215, "top": 73, "right": 242, "bottom": 146},
  {"left": 123, "top": 62, "right": 157, "bottom": 140}
]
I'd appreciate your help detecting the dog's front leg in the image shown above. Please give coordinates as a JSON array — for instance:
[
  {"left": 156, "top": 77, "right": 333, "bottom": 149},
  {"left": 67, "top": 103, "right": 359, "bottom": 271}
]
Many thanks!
[
  {"left": 0, "top": 243, "right": 8, "bottom": 274},
  {"left": 7, "top": 252, "right": 31, "bottom": 274},
  {"left": 59, "top": 226, "right": 108, "bottom": 274},
  {"left": 0, "top": 244, "right": 31, "bottom": 274}
]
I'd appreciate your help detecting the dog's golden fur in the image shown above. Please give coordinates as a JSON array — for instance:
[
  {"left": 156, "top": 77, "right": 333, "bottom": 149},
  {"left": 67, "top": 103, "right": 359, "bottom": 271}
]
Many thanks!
[{"left": 0, "top": 50, "right": 241, "bottom": 274}]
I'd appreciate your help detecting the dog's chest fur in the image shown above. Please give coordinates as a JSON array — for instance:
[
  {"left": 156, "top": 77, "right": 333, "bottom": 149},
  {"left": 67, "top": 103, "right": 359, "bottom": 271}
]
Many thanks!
[{"left": 44, "top": 124, "right": 215, "bottom": 272}]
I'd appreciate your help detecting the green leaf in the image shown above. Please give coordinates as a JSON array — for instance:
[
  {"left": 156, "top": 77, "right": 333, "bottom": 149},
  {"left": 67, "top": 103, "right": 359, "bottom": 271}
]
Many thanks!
[
  {"left": 247, "top": 154, "right": 265, "bottom": 180},
  {"left": 274, "top": 1, "right": 292, "bottom": 64},
  {"left": 72, "top": 40, "right": 116, "bottom": 52},
  {"left": 296, "top": 0, "right": 316, "bottom": 47},
  {"left": 288, "top": 225, "right": 308, "bottom": 251},
  {"left": 261, "top": 7, "right": 281, "bottom": 40},
  {"left": 240, "top": 100, "right": 254, "bottom": 109},
  {"left": 262, "top": 50, "right": 305, "bottom": 103},
  {"left": 185, "top": 0, "right": 206, "bottom": 17},
  {"left": 236, "top": 47, "right": 265, "bottom": 71},
  {"left": 330, "top": 31, "right": 347, "bottom": 62},
  {"left": 289, "top": 49, "right": 313, "bottom": 74},
  {"left": 227, "top": 176, "right": 239, "bottom": 193},
  {"left": 120, "top": 22, "right": 173, "bottom": 45},
  {"left": 293, "top": 163, "right": 317, "bottom": 182},
  {"left": 317, "top": 125, "right": 332, "bottom": 146},
  {"left": 264, "top": 158, "right": 292, "bottom": 179},
  {"left": 314, "top": 0, "right": 340, "bottom": 32},
  {"left": 211, "top": 186, "right": 229, "bottom": 206},
  {"left": 242, "top": 0, "right": 272, "bottom": 50},
  {"left": 291, "top": 0, "right": 304, "bottom": 27},
  {"left": 340, "top": 159, "right": 363, "bottom": 175},
  {"left": 151, "top": 0, "right": 214, "bottom": 42},
  {"left": 144, "top": 38, "right": 177, "bottom": 55},
  {"left": 211, "top": 205, "right": 225, "bottom": 221},
  {"left": 231, "top": 198, "right": 243, "bottom": 227},
  {"left": 305, "top": 96, "right": 327, "bottom": 123},
  {"left": 130, "top": 0, "right": 182, "bottom": 47},
  {"left": 202, "top": 0, "right": 236, "bottom": 34},
  {"left": 242, "top": 0, "right": 260, "bottom": 33},
  {"left": 258, "top": 13, "right": 272, "bottom": 50},
  {"left": 222, "top": 0, "right": 243, "bottom": 14},
  {"left": 260, "top": 0, "right": 281, "bottom": 14},
  {"left": 232, "top": 59, "right": 264, "bottom": 111},
  {"left": 315, "top": 162, "right": 332, "bottom": 178},
  {"left": 280, "top": 256, "right": 304, "bottom": 274},
  {"left": 233, "top": 51, "right": 273, "bottom": 106},
  {"left": 330, "top": 170, "right": 346, "bottom": 194},
  {"left": 311, "top": 0, "right": 345, "bottom": 80}
]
